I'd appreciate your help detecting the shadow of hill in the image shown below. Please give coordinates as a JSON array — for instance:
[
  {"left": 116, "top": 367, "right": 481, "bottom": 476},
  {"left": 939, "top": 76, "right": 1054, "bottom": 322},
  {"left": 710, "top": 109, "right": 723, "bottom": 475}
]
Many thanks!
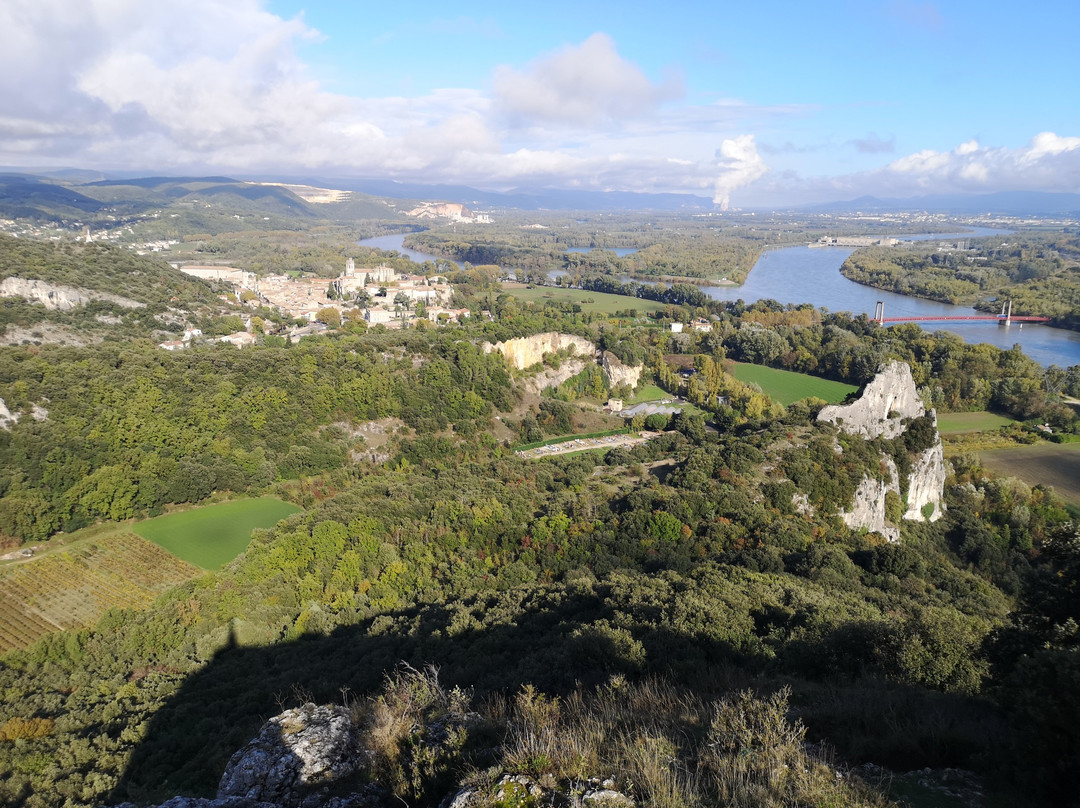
[{"left": 110, "top": 588, "right": 753, "bottom": 804}]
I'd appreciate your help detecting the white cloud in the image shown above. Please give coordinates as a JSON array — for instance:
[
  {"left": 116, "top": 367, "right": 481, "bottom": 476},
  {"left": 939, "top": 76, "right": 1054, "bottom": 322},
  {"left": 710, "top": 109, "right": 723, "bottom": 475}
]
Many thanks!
[
  {"left": 491, "top": 33, "right": 683, "bottom": 126},
  {"left": 749, "top": 133, "right": 1080, "bottom": 207},
  {"left": 882, "top": 133, "right": 1080, "bottom": 193}
]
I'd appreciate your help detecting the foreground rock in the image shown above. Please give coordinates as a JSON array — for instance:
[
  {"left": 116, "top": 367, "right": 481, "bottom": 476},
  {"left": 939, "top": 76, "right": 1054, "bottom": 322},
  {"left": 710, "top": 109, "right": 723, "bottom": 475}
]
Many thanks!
[{"left": 216, "top": 704, "right": 366, "bottom": 804}]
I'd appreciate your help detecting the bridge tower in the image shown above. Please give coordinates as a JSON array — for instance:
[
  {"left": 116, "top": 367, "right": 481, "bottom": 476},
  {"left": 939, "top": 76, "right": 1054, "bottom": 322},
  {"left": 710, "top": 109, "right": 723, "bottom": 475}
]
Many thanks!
[
  {"left": 999, "top": 300, "right": 1012, "bottom": 326},
  {"left": 874, "top": 301, "right": 885, "bottom": 325}
]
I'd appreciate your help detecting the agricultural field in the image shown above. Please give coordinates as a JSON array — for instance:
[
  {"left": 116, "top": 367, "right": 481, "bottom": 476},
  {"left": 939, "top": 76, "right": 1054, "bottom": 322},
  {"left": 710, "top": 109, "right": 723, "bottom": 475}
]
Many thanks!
[
  {"left": 133, "top": 496, "right": 303, "bottom": 570},
  {"left": 503, "top": 285, "right": 667, "bottom": 316},
  {"left": 0, "top": 533, "right": 198, "bottom": 654},
  {"left": 978, "top": 443, "right": 1080, "bottom": 505},
  {"left": 731, "top": 363, "right": 858, "bottom": 406},
  {"left": 937, "top": 411, "right": 1017, "bottom": 434}
]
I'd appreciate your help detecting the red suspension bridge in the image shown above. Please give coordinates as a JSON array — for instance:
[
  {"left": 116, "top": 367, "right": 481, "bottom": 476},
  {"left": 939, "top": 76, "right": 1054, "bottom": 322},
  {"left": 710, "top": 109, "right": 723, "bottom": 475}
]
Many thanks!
[{"left": 873, "top": 300, "right": 1049, "bottom": 326}]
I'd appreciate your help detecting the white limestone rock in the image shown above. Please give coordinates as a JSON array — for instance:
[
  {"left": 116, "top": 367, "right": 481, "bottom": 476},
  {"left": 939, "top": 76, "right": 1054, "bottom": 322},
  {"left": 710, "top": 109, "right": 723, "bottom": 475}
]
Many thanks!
[
  {"left": 818, "top": 361, "right": 946, "bottom": 537},
  {"left": 217, "top": 704, "right": 365, "bottom": 804},
  {"left": 0, "top": 277, "right": 144, "bottom": 311},
  {"left": 817, "top": 360, "right": 924, "bottom": 439},
  {"left": 601, "top": 351, "right": 643, "bottom": 391},
  {"left": 482, "top": 332, "right": 597, "bottom": 370},
  {"left": 840, "top": 458, "right": 901, "bottom": 543}
]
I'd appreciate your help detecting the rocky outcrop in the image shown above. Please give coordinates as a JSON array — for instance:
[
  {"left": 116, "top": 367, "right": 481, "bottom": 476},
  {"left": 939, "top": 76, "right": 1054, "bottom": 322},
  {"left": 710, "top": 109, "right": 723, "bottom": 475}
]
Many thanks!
[
  {"left": 446, "top": 774, "right": 634, "bottom": 807},
  {"left": 601, "top": 351, "right": 643, "bottom": 391},
  {"left": 817, "top": 360, "right": 924, "bottom": 439},
  {"left": 0, "top": 398, "right": 47, "bottom": 430},
  {"left": 841, "top": 458, "right": 901, "bottom": 543},
  {"left": 483, "top": 332, "right": 596, "bottom": 370},
  {"left": 216, "top": 704, "right": 367, "bottom": 805},
  {"left": 904, "top": 438, "right": 946, "bottom": 522},
  {"left": 0, "top": 277, "right": 144, "bottom": 311},
  {"left": 819, "top": 361, "right": 946, "bottom": 539},
  {"left": 0, "top": 398, "right": 16, "bottom": 431},
  {"left": 109, "top": 703, "right": 632, "bottom": 808},
  {"left": 526, "top": 358, "right": 587, "bottom": 394}
]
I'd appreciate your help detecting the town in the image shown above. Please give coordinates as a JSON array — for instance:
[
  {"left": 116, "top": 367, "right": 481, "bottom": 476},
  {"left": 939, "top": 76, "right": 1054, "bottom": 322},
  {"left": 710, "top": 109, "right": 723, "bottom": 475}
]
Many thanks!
[{"left": 158, "top": 257, "right": 470, "bottom": 350}]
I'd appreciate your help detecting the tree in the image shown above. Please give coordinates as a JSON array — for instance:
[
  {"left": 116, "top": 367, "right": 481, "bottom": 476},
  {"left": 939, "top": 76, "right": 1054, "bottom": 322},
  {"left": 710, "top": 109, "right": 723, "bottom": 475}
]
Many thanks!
[{"left": 316, "top": 307, "right": 341, "bottom": 329}]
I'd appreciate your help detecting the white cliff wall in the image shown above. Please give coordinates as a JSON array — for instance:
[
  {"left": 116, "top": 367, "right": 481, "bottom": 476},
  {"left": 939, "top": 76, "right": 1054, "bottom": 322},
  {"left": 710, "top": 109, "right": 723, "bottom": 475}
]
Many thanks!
[
  {"left": 817, "top": 360, "right": 924, "bottom": 439},
  {"left": 483, "top": 332, "right": 597, "bottom": 370},
  {"left": 600, "top": 351, "right": 643, "bottom": 390},
  {"left": 0, "top": 277, "right": 144, "bottom": 311}
]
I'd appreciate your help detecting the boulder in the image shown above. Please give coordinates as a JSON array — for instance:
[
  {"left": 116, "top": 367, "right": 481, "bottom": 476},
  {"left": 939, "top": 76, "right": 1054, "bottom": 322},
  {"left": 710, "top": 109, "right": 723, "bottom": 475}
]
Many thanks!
[{"left": 217, "top": 704, "right": 364, "bottom": 805}]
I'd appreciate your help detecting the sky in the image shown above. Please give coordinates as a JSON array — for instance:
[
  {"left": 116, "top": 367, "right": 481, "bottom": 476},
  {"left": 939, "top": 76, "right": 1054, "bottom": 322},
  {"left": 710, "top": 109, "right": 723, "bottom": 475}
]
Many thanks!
[{"left": 1, "top": 0, "right": 1078, "bottom": 207}]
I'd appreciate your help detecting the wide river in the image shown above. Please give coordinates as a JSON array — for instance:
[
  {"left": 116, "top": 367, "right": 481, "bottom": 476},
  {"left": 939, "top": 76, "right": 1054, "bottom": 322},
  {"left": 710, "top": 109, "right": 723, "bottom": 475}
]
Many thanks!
[{"left": 358, "top": 232, "right": 1080, "bottom": 367}]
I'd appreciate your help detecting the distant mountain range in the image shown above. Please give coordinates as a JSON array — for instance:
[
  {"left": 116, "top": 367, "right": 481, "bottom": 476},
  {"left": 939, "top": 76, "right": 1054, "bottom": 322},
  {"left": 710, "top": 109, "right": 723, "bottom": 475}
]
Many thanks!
[
  {"left": 803, "top": 191, "right": 1080, "bottom": 216},
  {"left": 242, "top": 175, "right": 716, "bottom": 212},
  {"left": 2, "top": 168, "right": 1079, "bottom": 218}
]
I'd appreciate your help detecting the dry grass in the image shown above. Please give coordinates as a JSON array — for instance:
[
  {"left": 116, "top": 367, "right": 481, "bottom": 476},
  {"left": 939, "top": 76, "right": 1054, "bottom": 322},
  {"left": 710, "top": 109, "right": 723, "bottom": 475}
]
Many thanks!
[{"left": 350, "top": 668, "right": 893, "bottom": 807}]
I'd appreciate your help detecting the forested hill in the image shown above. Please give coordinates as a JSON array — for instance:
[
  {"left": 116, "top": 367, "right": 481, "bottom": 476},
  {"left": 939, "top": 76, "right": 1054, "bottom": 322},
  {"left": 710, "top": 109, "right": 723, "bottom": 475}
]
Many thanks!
[
  {"left": 0, "top": 233, "right": 215, "bottom": 306},
  {"left": 0, "top": 289, "right": 1078, "bottom": 805}
]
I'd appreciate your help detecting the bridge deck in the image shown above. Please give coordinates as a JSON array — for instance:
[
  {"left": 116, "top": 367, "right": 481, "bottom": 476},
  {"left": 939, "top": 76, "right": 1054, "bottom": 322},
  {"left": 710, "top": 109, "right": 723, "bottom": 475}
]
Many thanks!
[{"left": 879, "top": 315, "right": 1050, "bottom": 323}]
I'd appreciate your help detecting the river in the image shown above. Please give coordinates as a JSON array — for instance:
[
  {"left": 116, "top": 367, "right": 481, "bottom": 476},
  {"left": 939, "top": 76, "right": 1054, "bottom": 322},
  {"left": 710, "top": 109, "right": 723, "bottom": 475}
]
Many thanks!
[{"left": 359, "top": 232, "right": 1080, "bottom": 367}]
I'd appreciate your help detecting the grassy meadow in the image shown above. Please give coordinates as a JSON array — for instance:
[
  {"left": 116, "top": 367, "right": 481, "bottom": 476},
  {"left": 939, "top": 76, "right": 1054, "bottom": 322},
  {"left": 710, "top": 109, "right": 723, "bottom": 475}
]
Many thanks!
[
  {"left": 937, "top": 411, "right": 1017, "bottom": 434},
  {"left": 731, "top": 363, "right": 858, "bottom": 406},
  {"left": 504, "top": 285, "right": 667, "bottom": 316},
  {"left": 133, "top": 497, "right": 303, "bottom": 569}
]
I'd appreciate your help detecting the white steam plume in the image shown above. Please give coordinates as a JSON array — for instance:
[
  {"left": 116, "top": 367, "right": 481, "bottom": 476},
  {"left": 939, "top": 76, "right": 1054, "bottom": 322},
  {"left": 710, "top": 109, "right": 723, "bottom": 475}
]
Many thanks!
[{"left": 713, "top": 134, "right": 767, "bottom": 209}]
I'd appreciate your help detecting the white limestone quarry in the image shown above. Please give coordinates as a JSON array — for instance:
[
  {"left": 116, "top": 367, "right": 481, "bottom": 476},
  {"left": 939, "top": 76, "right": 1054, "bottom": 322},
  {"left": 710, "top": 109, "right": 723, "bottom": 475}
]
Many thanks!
[{"left": 482, "top": 332, "right": 597, "bottom": 369}]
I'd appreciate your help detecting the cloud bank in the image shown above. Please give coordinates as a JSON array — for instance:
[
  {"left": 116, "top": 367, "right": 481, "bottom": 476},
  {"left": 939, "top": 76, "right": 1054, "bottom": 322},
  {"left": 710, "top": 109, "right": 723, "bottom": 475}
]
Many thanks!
[{"left": 0, "top": 0, "right": 1076, "bottom": 208}]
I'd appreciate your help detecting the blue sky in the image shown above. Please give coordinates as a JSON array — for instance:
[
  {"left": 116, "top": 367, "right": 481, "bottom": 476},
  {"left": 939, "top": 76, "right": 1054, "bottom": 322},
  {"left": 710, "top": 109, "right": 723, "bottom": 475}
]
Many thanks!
[{"left": 1, "top": 0, "right": 1078, "bottom": 206}]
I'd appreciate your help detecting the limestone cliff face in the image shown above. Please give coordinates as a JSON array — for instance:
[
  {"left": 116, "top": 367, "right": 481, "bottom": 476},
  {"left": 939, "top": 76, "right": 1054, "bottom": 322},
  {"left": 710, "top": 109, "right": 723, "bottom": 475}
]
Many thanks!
[
  {"left": 526, "top": 358, "right": 587, "bottom": 394},
  {"left": 819, "top": 361, "right": 946, "bottom": 540},
  {"left": 904, "top": 438, "right": 946, "bottom": 522},
  {"left": 601, "top": 351, "right": 643, "bottom": 391},
  {"left": 483, "top": 332, "right": 597, "bottom": 370},
  {"left": 841, "top": 458, "right": 901, "bottom": 543},
  {"left": 0, "top": 277, "right": 143, "bottom": 311},
  {"left": 817, "top": 360, "right": 924, "bottom": 439}
]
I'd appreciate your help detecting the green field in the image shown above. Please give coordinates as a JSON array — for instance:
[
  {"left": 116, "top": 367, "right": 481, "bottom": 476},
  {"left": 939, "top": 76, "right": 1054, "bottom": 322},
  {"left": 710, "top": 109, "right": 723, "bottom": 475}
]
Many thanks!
[
  {"left": 937, "top": 411, "right": 1017, "bottom": 434},
  {"left": 978, "top": 443, "right": 1080, "bottom": 505},
  {"left": 133, "top": 497, "right": 303, "bottom": 569},
  {"left": 731, "top": 363, "right": 858, "bottom": 406},
  {"left": 504, "top": 285, "right": 667, "bottom": 316},
  {"left": 626, "top": 383, "right": 668, "bottom": 404}
]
